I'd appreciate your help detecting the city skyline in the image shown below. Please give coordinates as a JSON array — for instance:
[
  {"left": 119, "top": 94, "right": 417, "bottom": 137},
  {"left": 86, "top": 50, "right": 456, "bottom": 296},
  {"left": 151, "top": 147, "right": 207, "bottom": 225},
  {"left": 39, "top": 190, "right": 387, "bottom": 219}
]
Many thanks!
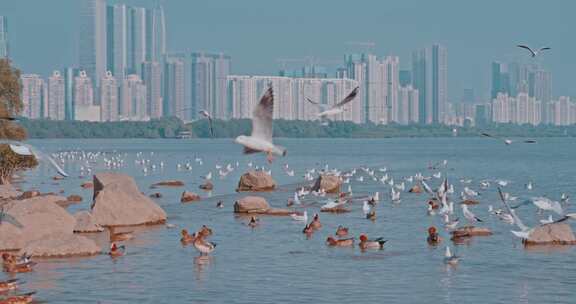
[{"left": 0, "top": 0, "right": 573, "bottom": 101}]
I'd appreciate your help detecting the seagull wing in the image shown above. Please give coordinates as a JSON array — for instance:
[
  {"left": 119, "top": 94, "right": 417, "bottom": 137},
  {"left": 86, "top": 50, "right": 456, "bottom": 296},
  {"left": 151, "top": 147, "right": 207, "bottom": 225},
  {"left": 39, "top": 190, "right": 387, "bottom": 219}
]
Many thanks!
[
  {"left": 46, "top": 155, "right": 69, "bottom": 177},
  {"left": 334, "top": 86, "right": 359, "bottom": 108},
  {"left": 306, "top": 97, "right": 330, "bottom": 110},
  {"left": 9, "top": 144, "right": 33, "bottom": 156},
  {"left": 251, "top": 86, "right": 274, "bottom": 142},
  {"left": 517, "top": 45, "right": 536, "bottom": 57},
  {"left": 498, "top": 187, "right": 528, "bottom": 231},
  {"left": 539, "top": 47, "right": 551, "bottom": 52},
  {"left": 207, "top": 116, "right": 215, "bottom": 138}
]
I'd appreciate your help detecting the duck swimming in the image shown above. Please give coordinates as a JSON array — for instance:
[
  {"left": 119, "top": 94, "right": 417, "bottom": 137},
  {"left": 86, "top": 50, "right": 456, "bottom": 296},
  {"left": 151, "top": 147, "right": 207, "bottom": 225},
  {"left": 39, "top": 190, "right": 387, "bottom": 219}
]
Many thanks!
[
  {"left": 326, "top": 236, "right": 354, "bottom": 247},
  {"left": 180, "top": 229, "right": 197, "bottom": 245},
  {"left": 309, "top": 214, "right": 322, "bottom": 230},
  {"left": 427, "top": 226, "right": 442, "bottom": 245},
  {"left": 358, "top": 234, "right": 387, "bottom": 250},
  {"left": 108, "top": 243, "right": 126, "bottom": 258},
  {"left": 193, "top": 236, "right": 216, "bottom": 256}
]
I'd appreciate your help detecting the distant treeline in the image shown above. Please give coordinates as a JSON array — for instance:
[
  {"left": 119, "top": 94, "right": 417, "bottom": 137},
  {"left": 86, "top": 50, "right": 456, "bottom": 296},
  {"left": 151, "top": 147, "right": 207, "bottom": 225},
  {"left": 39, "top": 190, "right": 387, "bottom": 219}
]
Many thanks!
[{"left": 15, "top": 117, "right": 576, "bottom": 139}]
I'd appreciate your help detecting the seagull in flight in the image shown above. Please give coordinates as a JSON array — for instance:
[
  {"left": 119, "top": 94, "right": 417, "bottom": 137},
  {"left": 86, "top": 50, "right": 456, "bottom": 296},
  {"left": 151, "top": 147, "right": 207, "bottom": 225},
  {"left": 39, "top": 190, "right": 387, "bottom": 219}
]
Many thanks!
[
  {"left": 234, "top": 85, "right": 286, "bottom": 163},
  {"left": 306, "top": 86, "right": 359, "bottom": 118},
  {"left": 480, "top": 132, "right": 512, "bottom": 145},
  {"left": 498, "top": 187, "right": 533, "bottom": 239},
  {"left": 198, "top": 110, "right": 214, "bottom": 138},
  {"left": 1, "top": 141, "right": 68, "bottom": 177},
  {"left": 461, "top": 204, "right": 483, "bottom": 223},
  {"left": 517, "top": 45, "right": 551, "bottom": 58}
]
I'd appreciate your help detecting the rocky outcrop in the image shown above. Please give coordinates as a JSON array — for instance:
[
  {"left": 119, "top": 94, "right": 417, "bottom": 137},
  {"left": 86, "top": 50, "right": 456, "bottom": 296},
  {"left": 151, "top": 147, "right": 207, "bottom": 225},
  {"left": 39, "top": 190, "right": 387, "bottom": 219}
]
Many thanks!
[
  {"left": 234, "top": 196, "right": 270, "bottom": 213},
  {"left": 181, "top": 191, "right": 201, "bottom": 203},
  {"left": 0, "top": 185, "right": 21, "bottom": 199},
  {"left": 20, "top": 234, "right": 101, "bottom": 257},
  {"left": 199, "top": 181, "right": 214, "bottom": 191},
  {"left": 233, "top": 196, "right": 293, "bottom": 215},
  {"left": 73, "top": 211, "right": 104, "bottom": 233},
  {"left": 151, "top": 180, "right": 184, "bottom": 187},
  {"left": 311, "top": 175, "right": 341, "bottom": 194},
  {"left": 91, "top": 172, "right": 167, "bottom": 226},
  {"left": 67, "top": 194, "right": 83, "bottom": 202},
  {"left": 236, "top": 171, "right": 276, "bottom": 192},
  {"left": 0, "top": 195, "right": 75, "bottom": 250},
  {"left": 524, "top": 223, "right": 576, "bottom": 245},
  {"left": 451, "top": 226, "right": 492, "bottom": 239},
  {"left": 17, "top": 190, "right": 40, "bottom": 199}
]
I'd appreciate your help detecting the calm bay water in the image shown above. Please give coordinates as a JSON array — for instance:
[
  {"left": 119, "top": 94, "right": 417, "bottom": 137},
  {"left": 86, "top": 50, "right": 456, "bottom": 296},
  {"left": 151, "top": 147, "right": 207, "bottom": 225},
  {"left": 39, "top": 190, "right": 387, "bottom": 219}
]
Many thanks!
[{"left": 3, "top": 137, "right": 576, "bottom": 303}]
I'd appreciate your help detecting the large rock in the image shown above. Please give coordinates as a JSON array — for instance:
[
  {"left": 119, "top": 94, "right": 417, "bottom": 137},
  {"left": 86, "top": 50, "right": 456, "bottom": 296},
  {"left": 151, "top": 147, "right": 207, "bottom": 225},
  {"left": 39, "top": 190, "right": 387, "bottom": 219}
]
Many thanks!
[
  {"left": 311, "top": 175, "right": 341, "bottom": 194},
  {"left": 233, "top": 196, "right": 294, "bottom": 215},
  {"left": 524, "top": 223, "right": 576, "bottom": 245},
  {"left": 181, "top": 191, "right": 201, "bottom": 203},
  {"left": 91, "top": 172, "right": 167, "bottom": 226},
  {"left": 234, "top": 196, "right": 270, "bottom": 213},
  {"left": 73, "top": 211, "right": 104, "bottom": 233},
  {"left": 20, "top": 234, "right": 101, "bottom": 257},
  {"left": 0, "top": 185, "right": 21, "bottom": 199},
  {"left": 0, "top": 195, "right": 74, "bottom": 250},
  {"left": 451, "top": 226, "right": 492, "bottom": 238},
  {"left": 236, "top": 171, "right": 276, "bottom": 192}
]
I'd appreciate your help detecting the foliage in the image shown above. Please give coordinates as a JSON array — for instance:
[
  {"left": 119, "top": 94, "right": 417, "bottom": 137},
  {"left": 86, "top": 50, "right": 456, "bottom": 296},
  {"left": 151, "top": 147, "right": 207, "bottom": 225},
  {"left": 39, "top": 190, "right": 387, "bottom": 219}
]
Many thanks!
[
  {"left": 0, "top": 59, "right": 22, "bottom": 117},
  {"left": 0, "top": 144, "right": 38, "bottom": 184}
]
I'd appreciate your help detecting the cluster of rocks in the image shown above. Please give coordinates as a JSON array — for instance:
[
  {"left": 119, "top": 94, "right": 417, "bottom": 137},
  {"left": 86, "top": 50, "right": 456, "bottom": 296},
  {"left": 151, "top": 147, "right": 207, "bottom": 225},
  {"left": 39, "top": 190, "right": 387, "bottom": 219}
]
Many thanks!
[{"left": 0, "top": 172, "right": 166, "bottom": 258}]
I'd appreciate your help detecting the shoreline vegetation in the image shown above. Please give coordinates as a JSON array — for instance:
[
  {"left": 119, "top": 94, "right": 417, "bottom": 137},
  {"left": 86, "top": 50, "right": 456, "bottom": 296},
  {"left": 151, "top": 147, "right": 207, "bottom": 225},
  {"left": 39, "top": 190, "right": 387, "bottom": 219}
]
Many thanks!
[{"left": 11, "top": 117, "right": 576, "bottom": 139}]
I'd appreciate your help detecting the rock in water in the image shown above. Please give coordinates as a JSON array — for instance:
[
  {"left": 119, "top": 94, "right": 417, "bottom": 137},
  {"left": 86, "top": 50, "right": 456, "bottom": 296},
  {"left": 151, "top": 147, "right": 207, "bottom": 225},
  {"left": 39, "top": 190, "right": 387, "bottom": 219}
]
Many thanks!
[
  {"left": 311, "top": 175, "right": 342, "bottom": 194},
  {"left": 73, "top": 211, "right": 104, "bottom": 233},
  {"left": 234, "top": 196, "right": 270, "bottom": 213},
  {"left": 199, "top": 181, "right": 214, "bottom": 191},
  {"left": 151, "top": 180, "right": 184, "bottom": 187},
  {"left": 524, "top": 223, "right": 576, "bottom": 245},
  {"left": 0, "top": 195, "right": 75, "bottom": 250},
  {"left": 451, "top": 226, "right": 493, "bottom": 238},
  {"left": 181, "top": 191, "right": 201, "bottom": 203},
  {"left": 236, "top": 171, "right": 276, "bottom": 192},
  {"left": 20, "top": 234, "right": 101, "bottom": 257},
  {"left": 67, "top": 194, "right": 83, "bottom": 202},
  {"left": 91, "top": 173, "right": 167, "bottom": 226}
]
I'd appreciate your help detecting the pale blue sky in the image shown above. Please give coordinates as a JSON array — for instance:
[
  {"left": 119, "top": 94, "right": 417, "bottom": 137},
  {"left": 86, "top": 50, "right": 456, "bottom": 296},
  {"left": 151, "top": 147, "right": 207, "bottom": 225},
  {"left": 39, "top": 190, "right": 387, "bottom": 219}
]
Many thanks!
[{"left": 0, "top": 0, "right": 573, "bottom": 101}]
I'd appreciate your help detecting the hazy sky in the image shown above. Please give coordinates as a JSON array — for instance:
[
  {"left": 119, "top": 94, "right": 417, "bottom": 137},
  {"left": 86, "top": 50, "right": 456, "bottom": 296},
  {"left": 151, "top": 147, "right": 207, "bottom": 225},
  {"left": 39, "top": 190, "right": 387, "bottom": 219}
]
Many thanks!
[{"left": 1, "top": 0, "right": 573, "bottom": 101}]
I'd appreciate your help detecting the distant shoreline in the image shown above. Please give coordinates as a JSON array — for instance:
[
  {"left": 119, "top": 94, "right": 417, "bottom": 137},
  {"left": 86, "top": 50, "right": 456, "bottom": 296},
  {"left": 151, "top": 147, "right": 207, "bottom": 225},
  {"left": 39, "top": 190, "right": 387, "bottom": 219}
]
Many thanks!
[{"left": 11, "top": 117, "right": 576, "bottom": 139}]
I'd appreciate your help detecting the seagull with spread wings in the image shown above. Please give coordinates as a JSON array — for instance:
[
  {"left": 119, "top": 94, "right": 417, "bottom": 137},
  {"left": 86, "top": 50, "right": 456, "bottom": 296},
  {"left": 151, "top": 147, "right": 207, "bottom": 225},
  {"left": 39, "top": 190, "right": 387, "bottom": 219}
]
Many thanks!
[
  {"left": 517, "top": 45, "right": 551, "bottom": 58},
  {"left": 1, "top": 141, "right": 68, "bottom": 177},
  {"left": 306, "top": 86, "right": 359, "bottom": 118},
  {"left": 234, "top": 85, "right": 286, "bottom": 163},
  {"left": 198, "top": 110, "right": 214, "bottom": 138}
]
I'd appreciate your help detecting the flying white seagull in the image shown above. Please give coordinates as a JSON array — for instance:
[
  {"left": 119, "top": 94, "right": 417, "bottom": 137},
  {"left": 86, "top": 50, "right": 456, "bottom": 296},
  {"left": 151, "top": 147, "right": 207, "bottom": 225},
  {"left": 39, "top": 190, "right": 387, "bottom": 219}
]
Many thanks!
[
  {"left": 461, "top": 204, "right": 483, "bottom": 223},
  {"left": 2, "top": 142, "right": 68, "bottom": 177},
  {"left": 234, "top": 86, "right": 286, "bottom": 163},
  {"left": 306, "top": 86, "right": 359, "bottom": 118},
  {"left": 517, "top": 45, "right": 551, "bottom": 58},
  {"left": 498, "top": 187, "right": 533, "bottom": 239},
  {"left": 198, "top": 110, "right": 214, "bottom": 138}
]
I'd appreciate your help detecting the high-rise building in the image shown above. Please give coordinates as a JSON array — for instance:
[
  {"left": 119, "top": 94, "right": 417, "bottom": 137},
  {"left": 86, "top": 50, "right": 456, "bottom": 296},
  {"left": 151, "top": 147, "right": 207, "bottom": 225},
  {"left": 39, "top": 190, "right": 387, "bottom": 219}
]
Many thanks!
[
  {"left": 492, "top": 92, "right": 541, "bottom": 126},
  {"left": 141, "top": 61, "right": 162, "bottom": 118},
  {"left": 20, "top": 74, "right": 44, "bottom": 119},
  {"left": 127, "top": 7, "right": 146, "bottom": 75},
  {"left": 79, "top": 0, "right": 107, "bottom": 88},
  {"left": 461, "top": 88, "right": 475, "bottom": 103},
  {"left": 63, "top": 67, "right": 79, "bottom": 120},
  {"left": 74, "top": 71, "right": 94, "bottom": 107},
  {"left": 0, "top": 16, "right": 8, "bottom": 58},
  {"left": 120, "top": 74, "right": 147, "bottom": 120},
  {"left": 47, "top": 71, "right": 65, "bottom": 120},
  {"left": 191, "top": 52, "right": 231, "bottom": 120},
  {"left": 100, "top": 71, "right": 118, "bottom": 121},
  {"left": 107, "top": 4, "right": 127, "bottom": 80},
  {"left": 344, "top": 54, "right": 367, "bottom": 123},
  {"left": 399, "top": 70, "right": 411, "bottom": 87},
  {"left": 397, "top": 85, "right": 419, "bottom": 125},
  {"left": 164, "top": 56, "right": 186, "bottom": 119},
  {"left": 74, "top": 71, "right": 100, "bottom": 121},
  {"left": 412, "top": 44, "right": 448, "bottom": 124},
  {"left": 145, "top": 6, "right": 166, "bottom": 63},
  {"left": 382, "top": 56, "right": 399, "bottom": 124},
  {"left": 227, "top": 75, "right": 359, "bottom": 123},
  {"left": 491, "top": 62, "right": 510, "bottom": 99}
]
